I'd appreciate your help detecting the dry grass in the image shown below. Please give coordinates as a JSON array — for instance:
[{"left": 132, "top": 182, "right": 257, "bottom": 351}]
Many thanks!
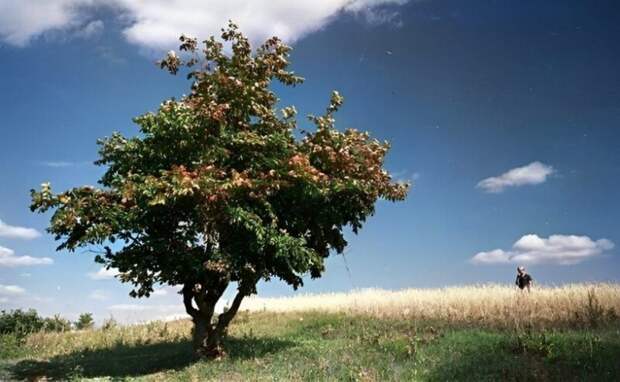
[
  {"left": 241, "top": 283, "right": 620, "bottom": 329},
  {"left": 23, "top": 320, "right": 192, "bottom": 358}
]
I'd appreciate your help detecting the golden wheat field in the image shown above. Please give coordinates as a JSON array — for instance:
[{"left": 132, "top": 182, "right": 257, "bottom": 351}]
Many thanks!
[{"left": 241, "top": 283, "right": 620, "bottom": 329}]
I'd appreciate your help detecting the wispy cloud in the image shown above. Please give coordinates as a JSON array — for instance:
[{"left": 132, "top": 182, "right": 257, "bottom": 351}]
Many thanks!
[
  {"left": 0, "top": 220, "right": 40, "bottom": 240},
  {"left": 87, "top": 267, "right": 120, "bottom": 280},
  {"left": 477, "top": 161, "right": 554, "bottom": 193},
  {"left": 107, "top": 303, "right": 180, "bottom": 312},
  {"left": 0, "top": 284, "right": 26, "bottom": 296},
  {"left": 1, "top": 1, "right": 411, "bottom": 50},
  {"left": 351, "top": 4, "right": 407, "bottom": 27},
  {"left": 36, "top": 161, "right": 91, "bottom": 168},
  {"left": 0, "top": 284, "right": 53, "bottom": 305},
  {"left": 75, "top": 19, "right": 104, "bottom": 39},
  {"left": 391, "top": 170, "right": 420, "bottom": 183},
  {"left": 0, "top": 245, "right": 53, "bottom": 267},
  {"left": 89, "top": 289, "right": 110, "bottom": 301},
  {"left": 471, "top": 234, "right": 615, "bottom": 265},
  {"left": 96, "top": 45, "right": 127, "bottom": 65}
]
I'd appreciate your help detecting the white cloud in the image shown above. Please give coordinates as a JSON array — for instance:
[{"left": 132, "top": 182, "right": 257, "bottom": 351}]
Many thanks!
[
  {"left": 0, "top": 284, "right": 26, "bottom": 296},
  {"left": 117, "top": 0, "right": 410, "bottom": 51},
  {"left": 470, "top": 249, "right": 511, "bottom": 264},
  {"left": 89, "top": 289, "right": 110, "bottom": 301},
  {"left": 0, "top": 245, "right": 53, "bottom": 267},
  {"left": 477, "top": 161, "right": 554, "bottom": 193},
  {"left": 1, "top": 1, "right": 410, "bottom": 50},
  {"left": 471, "top": 234, "right": 615, "bottom": 265},
  {"left": 0, "top": 220, "right": 41, "bottom": 240},
  {"left": 151, "top": 288, "right": 168, "bottom": 297},
  {"left": 0, "top": 0, "right": 97, "bottom": 46},
  {"left": 88, "top": 267, "right": 120, "bottom": 280}
]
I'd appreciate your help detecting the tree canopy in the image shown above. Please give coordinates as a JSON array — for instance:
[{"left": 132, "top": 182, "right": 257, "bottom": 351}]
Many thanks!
[{"left": 31, "top": 21, "right": 409, "bottom": 356}]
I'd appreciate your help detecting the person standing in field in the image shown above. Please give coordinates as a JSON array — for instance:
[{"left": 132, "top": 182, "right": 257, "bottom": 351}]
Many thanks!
[{"left": 515, "top": 266, "right": 533, "bottom": 292}]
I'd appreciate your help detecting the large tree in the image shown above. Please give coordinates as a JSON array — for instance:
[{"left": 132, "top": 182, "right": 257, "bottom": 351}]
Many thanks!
[{"left": 31, "top": 22, "right": 409, "bottom": 357}]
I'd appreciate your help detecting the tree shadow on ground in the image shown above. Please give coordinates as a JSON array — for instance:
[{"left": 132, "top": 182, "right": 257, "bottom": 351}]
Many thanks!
[{"left": 8, "top": 336, "right": 295, "bottom": 380}]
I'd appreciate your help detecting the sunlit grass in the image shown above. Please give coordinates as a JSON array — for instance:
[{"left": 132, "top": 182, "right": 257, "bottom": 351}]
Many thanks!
[{"left": 242, "top": 283, "right": 620, "bottom": 329}]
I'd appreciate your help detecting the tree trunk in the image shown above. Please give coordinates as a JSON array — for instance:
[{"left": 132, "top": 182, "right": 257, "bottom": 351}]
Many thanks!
[
  {"left": 191, "top": 316, "right": 224, "bottom": 358},
  {"left": 183, "top": 281, "right": 253, "bottom": 358}
]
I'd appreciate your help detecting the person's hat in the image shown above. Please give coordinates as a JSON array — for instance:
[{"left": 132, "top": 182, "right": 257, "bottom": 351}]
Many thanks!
[{"left": 517, "top": 266, "right": 525, "bottom": 271}]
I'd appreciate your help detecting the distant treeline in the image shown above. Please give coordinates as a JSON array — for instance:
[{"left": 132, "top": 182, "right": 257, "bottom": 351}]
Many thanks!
[{"left": 0, "top": 309, "right": 101, "bottom": 336}]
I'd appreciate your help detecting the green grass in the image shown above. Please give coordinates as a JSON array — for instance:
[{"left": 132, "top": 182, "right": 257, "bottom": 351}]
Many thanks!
[{"left": 1, "top": 311, "right": 619, "bottom": 381}]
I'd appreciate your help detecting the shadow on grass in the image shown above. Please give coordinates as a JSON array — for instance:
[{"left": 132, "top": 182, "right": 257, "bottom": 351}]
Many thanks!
[
  {"left": 424, "top": 331, "right": 620, "bottom": 382},
  {"left": 8, "top": 336, "right": 295, "bottom": 380}
]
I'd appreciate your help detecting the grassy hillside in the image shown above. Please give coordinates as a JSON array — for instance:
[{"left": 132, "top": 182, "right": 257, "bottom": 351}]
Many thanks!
[{"left": 1, "top": 284, "right": 619, "bottom": 381}]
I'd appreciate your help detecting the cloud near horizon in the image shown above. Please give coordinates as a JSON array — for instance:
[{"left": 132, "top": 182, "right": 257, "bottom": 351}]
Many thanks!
[
  {"left": 89, "top": 289, "right": 110, "bottom": 301},
  {"left": 87, "top": 267, "right": 120, "bottom": 280},
  {"left": 0, "top": 220, "right": 41, "bottom": 240},
  {"left": 0, "top": 245, "right": 53, "bottom": 267},
  {"left": 477, "top": 161, "right": 554, "bottom": 193},
  {"left": 106, "top": 297, "right": 229, "bottom": 323},
  {"left": 151, "top": 288, "right": 169, "bottom": 297},
  {"left": 471, "top": 234, "right": 615, "bottom": 265},
  {"left": 0, "top": 284, "right": 26, "bottom": 296},
  {"left": 0, "top": 284, "right": 26, "bottom": 303},
  {"left": 106, "top": 303, "right": 188, "bottom": 324},
  {"left": 0, "top": 0, "right": 409, "bottom": 50}
]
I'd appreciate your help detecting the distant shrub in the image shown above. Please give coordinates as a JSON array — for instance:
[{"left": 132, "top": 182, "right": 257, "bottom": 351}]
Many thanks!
[
  {"left": 0, "top": 310, "right": 75, "bottom": 336},
  {"left": 43, "top": 314, "right": 71, "bottom": 332},
  {"left": 0, "top": 309, "right": 44, "bottom": 336},
  {"left": 75, "top": 313, "right": 95, "bottom": 330}
]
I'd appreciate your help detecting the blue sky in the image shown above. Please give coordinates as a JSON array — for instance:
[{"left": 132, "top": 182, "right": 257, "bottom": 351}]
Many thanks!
[{"left": 1, "top": 0, "right": 619, "bottom": 323}]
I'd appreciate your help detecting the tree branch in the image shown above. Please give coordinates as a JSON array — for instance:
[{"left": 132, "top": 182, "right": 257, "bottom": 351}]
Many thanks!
[
  {"left": 214, "top": 276, "right": 258, "bottom": 333},
  {"left": 182, "top": 283, "right": 198, "bottom": 319},
  {"left": 214, "top": 288, "right": 245, "bottom": 332}
]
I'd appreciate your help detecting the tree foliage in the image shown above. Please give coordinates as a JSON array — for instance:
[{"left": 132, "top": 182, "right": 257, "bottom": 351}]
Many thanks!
[
  {"left": 31, "top": 21, "right": 408, "bottom": 356},
  {"left": 43, "top": 314, "right": 72, "bottom": 332},
  {"left": 74, "top": 313, "right": 94, "bottom": 330},
  {"left": 0, "top": 309, "right": 43, "bottom": 336},
  {"left": 0, "top": 309, "right": 71, "bottom": 336}
]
